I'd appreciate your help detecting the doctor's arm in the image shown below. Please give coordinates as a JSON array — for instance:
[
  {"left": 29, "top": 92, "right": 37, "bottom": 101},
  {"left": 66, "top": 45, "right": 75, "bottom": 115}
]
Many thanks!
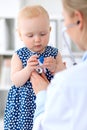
[
  {"left": 31, "top": 72, "right": 49, "bottom": 119},
  {"left": 31, "top": 71, "right": 72, "bottom": 130}
]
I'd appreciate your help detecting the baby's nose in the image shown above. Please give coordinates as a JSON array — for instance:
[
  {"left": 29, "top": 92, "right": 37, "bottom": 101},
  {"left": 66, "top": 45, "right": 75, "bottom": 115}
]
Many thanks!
[{"left": 34, "top": 35, "right": 41, "bottom": 42}]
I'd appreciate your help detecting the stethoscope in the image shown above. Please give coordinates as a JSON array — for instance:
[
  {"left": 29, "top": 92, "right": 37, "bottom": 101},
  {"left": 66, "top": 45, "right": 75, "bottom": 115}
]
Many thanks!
[{"left": 62, "top": 21, "right": 80, "bottom": 65}]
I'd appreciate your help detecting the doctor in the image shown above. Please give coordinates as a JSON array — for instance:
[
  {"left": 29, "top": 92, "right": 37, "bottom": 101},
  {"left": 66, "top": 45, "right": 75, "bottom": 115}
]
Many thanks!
[{"left": 31, "top": 0, "right": 87, "bottom": 130}]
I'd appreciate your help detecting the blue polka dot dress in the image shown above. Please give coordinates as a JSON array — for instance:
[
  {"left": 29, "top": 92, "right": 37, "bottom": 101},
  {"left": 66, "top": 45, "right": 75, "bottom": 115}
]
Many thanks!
[{"left": 4, "top": 46, "right": 58, "bottom": 130}]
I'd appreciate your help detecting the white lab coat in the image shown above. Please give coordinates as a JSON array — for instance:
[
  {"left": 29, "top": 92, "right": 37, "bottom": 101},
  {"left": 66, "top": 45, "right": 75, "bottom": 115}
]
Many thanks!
[{"left": 33, "top": 60, "right": 87, "bottom": 130}]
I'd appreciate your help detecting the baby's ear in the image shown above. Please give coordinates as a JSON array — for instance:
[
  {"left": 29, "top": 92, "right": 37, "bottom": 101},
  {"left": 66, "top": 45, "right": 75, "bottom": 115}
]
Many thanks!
[
  {"left": 16, "top": 29, "right": 22, "bottom": 40},
  {"left": 17, "top": 29, "right": 21, "bottom": 37}
]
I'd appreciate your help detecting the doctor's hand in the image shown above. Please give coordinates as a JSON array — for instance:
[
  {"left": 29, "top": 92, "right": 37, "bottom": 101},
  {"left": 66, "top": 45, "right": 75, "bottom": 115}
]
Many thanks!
[{"left": 30, "top": 71, "right": 49, "bottom": 95}]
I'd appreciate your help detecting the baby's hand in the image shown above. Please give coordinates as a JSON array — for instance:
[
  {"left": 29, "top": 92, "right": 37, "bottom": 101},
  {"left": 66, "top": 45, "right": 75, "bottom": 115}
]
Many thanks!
[
  {"left": 27, "top": 55, "right": 39, "bottom": 73},
  {"left": 43, "top": 57, "right": 56, "bottom": 73}
]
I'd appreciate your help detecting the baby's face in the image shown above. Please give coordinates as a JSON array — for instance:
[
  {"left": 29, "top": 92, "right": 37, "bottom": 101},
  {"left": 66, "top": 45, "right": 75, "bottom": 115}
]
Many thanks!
[{"left": 19, "top": 15, "right": 51, "bottom": 53}]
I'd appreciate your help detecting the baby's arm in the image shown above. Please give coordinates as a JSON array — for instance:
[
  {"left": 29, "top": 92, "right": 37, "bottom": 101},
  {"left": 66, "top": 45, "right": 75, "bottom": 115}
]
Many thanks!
[
  {"left": 11, "top": 54, "right": 38, "bottom": 87},
  {"left": 55, "top": 52, "right": 66, "bottom": 73},
  {"left": 43, "top": 52, "right": 66, "bottom": 74}
]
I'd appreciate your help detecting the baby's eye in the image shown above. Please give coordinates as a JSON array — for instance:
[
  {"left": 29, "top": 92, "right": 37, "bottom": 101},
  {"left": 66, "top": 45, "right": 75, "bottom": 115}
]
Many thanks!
[
  {"left": 27, "top": 34, "right": 33, "bottom": 37},
  {"left": 40, "top": 33, "right": 47, "bottom": 36}
]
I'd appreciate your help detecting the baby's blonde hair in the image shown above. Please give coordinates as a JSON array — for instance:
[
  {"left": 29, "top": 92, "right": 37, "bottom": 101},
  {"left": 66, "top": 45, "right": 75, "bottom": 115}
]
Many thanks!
[{"left": 17, "top": 5, "right": 49, "bottom": 28}]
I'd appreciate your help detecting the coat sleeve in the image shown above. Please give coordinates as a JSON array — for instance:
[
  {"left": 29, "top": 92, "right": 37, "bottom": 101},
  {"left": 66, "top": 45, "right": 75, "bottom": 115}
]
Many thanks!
[{"left": 34, "top": 90, "right": 47, "bottom": 120}]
